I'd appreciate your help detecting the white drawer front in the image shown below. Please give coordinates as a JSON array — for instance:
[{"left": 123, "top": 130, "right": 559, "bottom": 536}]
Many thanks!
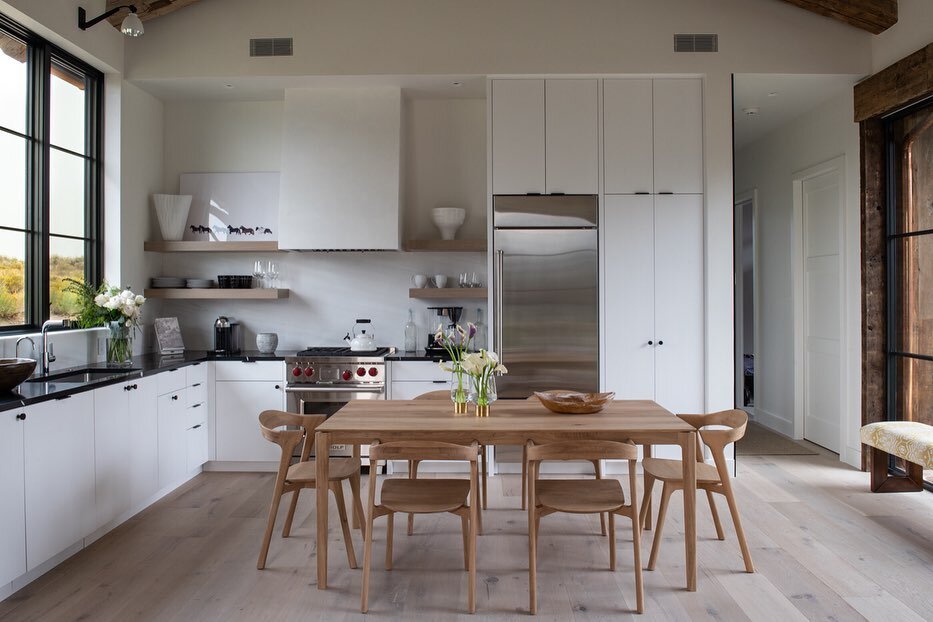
[
  {"left": 186, "top": 423, "right": 208, "bottom": 471},
  {"left": 390, "top": 361, "right": 447, "bottom": 382},
  {"left": 187, "top": 382, "right": 208, "bottom": 408},
  {"left": 156, "top": 367, "right": 186, "bottom": 396},
  {"left": 186, "top": 362, "right": 208, "bottom": 388},
  {"left": 214, "top": 360, "right": 283, "bottom": 382},
  {"left": 186, "top": 403, "right": 206, "bottom": 429},
  {"left": 390, "top": 380, "right": 450, "bottom": 400}
]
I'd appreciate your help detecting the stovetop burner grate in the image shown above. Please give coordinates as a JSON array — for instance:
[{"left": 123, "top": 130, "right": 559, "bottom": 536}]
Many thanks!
[{"left": 296, "top": 346, "right": 392, "bottom": 357}]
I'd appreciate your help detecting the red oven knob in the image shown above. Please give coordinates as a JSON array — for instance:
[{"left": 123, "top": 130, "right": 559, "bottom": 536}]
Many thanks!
[
  {"left": 368, "top": 367, "right": 378, "bottom": 377},
  {"left": 356, "top": 367, "right": 366, "bottom": 377},
  {"left": 342, "top": 370, "right": 353, "bottom": 381},
  {"left": 291, "top": 366, "right": 302, "bottom": 377},
  {"left": 304, "top": 367, "right": 315, "bottom": 377}
]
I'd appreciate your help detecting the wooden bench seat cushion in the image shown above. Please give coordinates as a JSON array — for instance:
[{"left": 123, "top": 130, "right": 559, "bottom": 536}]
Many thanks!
[{"left": 860, "top": 422, "right": 933, "bottom": 469}]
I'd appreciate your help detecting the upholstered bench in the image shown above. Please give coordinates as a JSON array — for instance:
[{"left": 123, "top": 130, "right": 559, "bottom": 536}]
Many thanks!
[{"left": 860, "top": 421, "right": 933, "bottom": 492}]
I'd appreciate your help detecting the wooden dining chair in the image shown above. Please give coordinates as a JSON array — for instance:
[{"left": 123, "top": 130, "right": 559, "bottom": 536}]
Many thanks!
[
  {"left": 256, "top": 410, "right": 364, "bottom": 571},
  {"left": 362, "top": 440, "right": 480, "bottom": 614},
  {"left": 638, "top": 409, "right": 754, "bottom": 573},
  {"left": 408, "top": 390, "right": 486, "bottom": 536},
  {"left": 526, "top": 440, "right": 643, "bottom": 614},
  {"left": 524, "top": 393, "right": 607, "bottom": 536}
]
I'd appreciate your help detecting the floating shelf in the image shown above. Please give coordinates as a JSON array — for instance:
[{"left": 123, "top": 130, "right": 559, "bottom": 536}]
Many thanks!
[
  {"left": 403, "top": 239, "right": 487, "bottom": 252},
  {"left": 144, "top": 288, "right": 290, "bottom": 300},
  {"left": 409, "top": 288, "right": 487, "bottom": 300},
  {"left": 144, "top": 240, "right": 280, "bottom": 252}
]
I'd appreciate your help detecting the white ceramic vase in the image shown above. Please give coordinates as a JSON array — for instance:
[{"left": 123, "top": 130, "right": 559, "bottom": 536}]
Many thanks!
[
  {"left": 153, "top": 194, "right": 193, "bottom": 241},
  {"left": 432, "top": 207, "right": 466, "bottom": 241},
  {"left": 256, "top": 333, "right": 278, "bottom": 354}
]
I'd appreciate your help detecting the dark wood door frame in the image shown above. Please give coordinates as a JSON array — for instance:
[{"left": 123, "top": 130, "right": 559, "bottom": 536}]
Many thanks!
[{"left": 856, "top": 42, "right": 933, "bottom": 470}]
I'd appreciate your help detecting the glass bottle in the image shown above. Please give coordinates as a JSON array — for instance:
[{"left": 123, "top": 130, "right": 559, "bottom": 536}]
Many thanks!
[
  {"left": 404, "top": 308, "right": 417, "bottom": 352},
  {"left": 473, "top": 307, "right": 487, "bottom": 351}
]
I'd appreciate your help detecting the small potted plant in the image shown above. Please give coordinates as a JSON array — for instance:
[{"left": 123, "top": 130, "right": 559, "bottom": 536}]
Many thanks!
[
  {"left": 434, "top": 322, "right": 477, "bottom": 413},
  {"left": 461, "top": 349, "right": 508, "bottom": 417},
  {"left": 65, "top": 279, "right": 145, "bottom": 366}
]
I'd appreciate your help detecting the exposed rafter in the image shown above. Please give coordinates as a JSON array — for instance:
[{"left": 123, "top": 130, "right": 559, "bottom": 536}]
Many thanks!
[
  {"left": 104, "top": 0, "right": 201, "bottom": 27},
  {"left": 779, "top": 0, "right": 898, "bottom": 34}
]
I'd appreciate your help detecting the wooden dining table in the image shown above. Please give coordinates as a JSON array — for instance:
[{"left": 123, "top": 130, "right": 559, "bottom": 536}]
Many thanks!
[{"left": 314, "top": 399, "right": 699, "bottom": 592}]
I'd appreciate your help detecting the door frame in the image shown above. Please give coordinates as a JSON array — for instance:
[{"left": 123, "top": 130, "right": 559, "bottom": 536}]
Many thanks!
[
  {"left": 734, "top": 189, "right": 759, "bottom": 417},
  {"left": 792, "top": 155, "right": 847, "bottom": 451}
]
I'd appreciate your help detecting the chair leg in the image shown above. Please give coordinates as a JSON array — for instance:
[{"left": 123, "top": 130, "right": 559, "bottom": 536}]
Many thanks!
[
  {"left": 385, "top": 512, "right": 394, "bottom": 570},
  {"left": 350, "top": 470, "right": 364, "bottom": 533},
  {"left": 360, "top": 501, "right": 376, "bottom": 613},
  {"left": 521, "top": 445, "right": 528, "bottom": 510},
  {"left": 332, "top": 481, "right": 357, "bottom": 569},
  {"left": 629, "top": 508, "right": 645, "bottom": 614},
  {"left": 608, "top": 511, "right": 616, "bottom": 571},
  {"left": 722, "top": 487, "right": 755, "bottom": 572},
  {"left": 407, "top": 459, "right": 420, "bottom": 536},
  {"left": 468, "top": 504, "right": 477, "bottom": 614},
  {"left": 281, "top": 488, "right": 301, "bottom": 538},
  {"left": 481, "top": 445, "right": 488, "bottom": 510},
  {"left": 707, "top": 489, "right": 725, "bottom": 540},
  {"left": 460, "top": 512, "right": 470, "bottom": 570},
  {"left": 257, "top": 482, "right": 285, "bottom": 570},
  {"left": 528, "top": 509, "right": 537, "bottom": 614},
  {"left": 647, "top": 483, "right": 673, "bottom": 571},
  {"left": 593, "top": 459, "right": 607, "bottom": 536},
  {"left": 639, "top": 473, "right": 656, "bottom": 531}
]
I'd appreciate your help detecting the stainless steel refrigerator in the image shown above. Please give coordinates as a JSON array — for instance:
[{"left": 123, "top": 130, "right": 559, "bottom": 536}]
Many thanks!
[{"left": 493, "top": 195, "right": 599, "bottom": 398}]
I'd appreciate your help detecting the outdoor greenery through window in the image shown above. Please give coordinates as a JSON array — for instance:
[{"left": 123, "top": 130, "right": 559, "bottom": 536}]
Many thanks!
[{"left": 0, "top": 14, "right": 102, "bottom": 330}]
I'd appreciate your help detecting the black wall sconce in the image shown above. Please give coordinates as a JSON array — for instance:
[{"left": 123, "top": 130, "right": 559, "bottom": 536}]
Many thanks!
[{"left": 78, "top": 4, "right": 145, "bottom": 37}]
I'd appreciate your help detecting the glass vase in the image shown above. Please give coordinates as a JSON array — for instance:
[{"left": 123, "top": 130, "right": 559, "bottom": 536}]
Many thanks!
[
  {"left": 471, "top": 373, "right": 497, "bottom": 417},
  {"left": 450, "top": 362, "right": 471, "bottom": 414},
  {"left": 107, "top": 321, "right": 133, "bottom": 367}
]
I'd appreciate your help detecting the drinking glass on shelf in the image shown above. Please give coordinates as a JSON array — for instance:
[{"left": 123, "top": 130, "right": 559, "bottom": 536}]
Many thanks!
[
  {"left": 470, "top": 272, "right": 481, "bottom": 288},
  {"left": 253, "top": 260, "right": 265, "bottom": 288},
  {"left": 266, "top": 261, "right": 279, "bottom": 289},
  {"left": 459, "top": 272, "right": 468, "bottom": 288}
]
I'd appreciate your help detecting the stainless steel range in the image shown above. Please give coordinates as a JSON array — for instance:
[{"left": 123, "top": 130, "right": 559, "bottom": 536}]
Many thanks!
[{"left": 285, "top": 346, "right": 394, "bottom": 463}]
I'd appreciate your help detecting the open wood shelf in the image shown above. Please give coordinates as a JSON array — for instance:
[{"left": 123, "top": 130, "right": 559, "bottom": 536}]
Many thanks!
[
  {"left": 144, "top": 241, "right": 280, "bottom": 252},
  {"left": 144, "top": 288, "right": 290, "bottom": 300},
  {"left": 403, "top": 239, "right": 487, "bottom": 252},
  {"left": 409, "top": 288, "right": 488, "bottom": 300}
]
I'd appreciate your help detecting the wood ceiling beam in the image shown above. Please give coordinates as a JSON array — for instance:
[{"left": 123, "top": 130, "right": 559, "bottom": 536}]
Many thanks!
[
  {"left": 779, "top": 0, "right": 898, "bottom": 34},
  {"left": 105, "top": 0, "right": 201, "bottom": 27},
  {"left": 854, "top": 42, "right": 933, "bottom": 121}
]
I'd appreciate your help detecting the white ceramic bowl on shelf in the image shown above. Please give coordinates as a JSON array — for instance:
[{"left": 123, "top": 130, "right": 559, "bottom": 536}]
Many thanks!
[{"left": 432, "top": 207, "right": 466, "bottom": 241}]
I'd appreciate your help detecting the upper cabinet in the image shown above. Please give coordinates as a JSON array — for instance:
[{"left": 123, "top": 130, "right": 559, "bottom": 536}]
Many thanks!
[
  {"left": 604, "top": 78, "right": 703, "bottom": 194},
  {"left": 491, "top": 79, "right": 598, "bottom": 195},
  {"left": 279, "top": 87, "right": 402, "bottom": 250}
]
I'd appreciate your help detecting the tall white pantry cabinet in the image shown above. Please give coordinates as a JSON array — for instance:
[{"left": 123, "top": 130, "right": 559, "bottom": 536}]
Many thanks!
[{"left": 490, "top": 76, "right": 705, "bottom": 437}]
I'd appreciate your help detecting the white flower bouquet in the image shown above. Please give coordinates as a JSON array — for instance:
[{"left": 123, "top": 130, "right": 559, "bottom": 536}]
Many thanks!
[{"left": 461, "top": 349, "right": 508, "bottom": 414}]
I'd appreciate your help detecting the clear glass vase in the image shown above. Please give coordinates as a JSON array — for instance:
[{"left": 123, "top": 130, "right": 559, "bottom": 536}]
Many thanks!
[
  {"left": 471, "top": 373, "right": 497, "bottom": 416},
  {"left": 450, "top": 362, "right": 471, "bottom": 414},
  {"left": 107, "top": 321, "right": 133, "bottom": 366}
]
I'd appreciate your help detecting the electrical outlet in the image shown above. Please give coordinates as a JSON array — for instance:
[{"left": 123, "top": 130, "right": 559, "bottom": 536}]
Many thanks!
[{"left": 97, "top": 337, "right": 106, "bottom": 357}]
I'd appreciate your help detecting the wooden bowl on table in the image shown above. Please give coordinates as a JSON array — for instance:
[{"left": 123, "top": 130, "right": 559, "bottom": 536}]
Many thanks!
[
  {"left": 0, "top": 358, "right": 37, "bottom": 392},
  {"left": 533, "top": 391, "right": 616, "bottom": 414}
]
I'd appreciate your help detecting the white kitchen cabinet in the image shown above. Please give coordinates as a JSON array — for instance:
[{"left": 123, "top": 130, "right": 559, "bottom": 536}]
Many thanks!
[
  {"left": 603, "top": 79, "right": 654, "bottom": 194},
  {"left": 94, "top": 381, "right": 135, "bottom": 529},
  {"left": 214, "top": 360, "right": 282, "bottom": 382},
  {"left": 492, "top": 79, "right": 546, "bottom": 195},
  {"left": 545, "top": 79, "right": 599, "bottom": 194},
  {"left": 157, "top": 388, "right": 188, "bottom": 487},
  {"left": 215, "top": 376, "right": 284, "bottom": 462},
  {"left": 389, "top": 360, "right": 449, "bottom": 400},
  {"left": 653, "top": 79, "right": 703, "bottom": 194},
  {"left": 391, "top": 380, "right": 450, "bottom": 400},
  {"left": 24, "top": 392, "right": 95, "bottom": 571},
  {"left": 0, "top": 408, "right": 26, "bottom": 586},
  {"left": 129, "top": 376, "right": 159, "bottom": 507},
  {"left": 279, "top": 87, "right": 402, "bottom": 250},
  {"left": 604, "top": 194, "right": 704, "bottom": 416},
  {"left": 186, "top": 422, "right": 209, "bottom": 472},
  {"left": 184, "top": 363, "right": 209, "bottom": 471},
  {"left": 492, "top": 79, "right": 599, "bottom": 195}
]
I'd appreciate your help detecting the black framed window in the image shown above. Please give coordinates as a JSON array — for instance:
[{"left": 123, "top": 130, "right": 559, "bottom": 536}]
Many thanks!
[
  {"left": 884, "top": 96, "right": 933, "bottom": 486},
  {"left": 0, "top": 14, "right": 102, "bottom": 331}
]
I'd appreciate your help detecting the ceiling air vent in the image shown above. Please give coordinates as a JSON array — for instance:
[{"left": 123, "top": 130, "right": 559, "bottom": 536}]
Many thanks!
[
  {"left": 249, "top": 38, "right": 293, "bottom": 57},
  {"left": 674, "top": 33, "right": 718, "bottom": 53}
]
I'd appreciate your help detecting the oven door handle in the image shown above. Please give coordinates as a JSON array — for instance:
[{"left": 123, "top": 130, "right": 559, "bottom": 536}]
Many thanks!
[{"left": 285, "top": 385, "right": 385, "bottom": 393}]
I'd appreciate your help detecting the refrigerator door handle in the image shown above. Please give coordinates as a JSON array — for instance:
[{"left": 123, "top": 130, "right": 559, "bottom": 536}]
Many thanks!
[{"left": 495, "top": 249, "right": 504, "bottom": 355}]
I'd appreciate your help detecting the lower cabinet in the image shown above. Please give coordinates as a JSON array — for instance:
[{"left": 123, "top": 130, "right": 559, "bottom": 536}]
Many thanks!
[
  {"left": 215, "top": 376, "right": 284, "bottom": 462},
  {"left": 0, "top": 408, "right": 26, "bottom": 586},
  {"left": 158, "top": 388, "right": 188, "bottom": 487},
  {"left": 389, "top": 361, "right": 449, "bottom": 400},
  {"left": 24, "top": 392, "right": 96, "bottom": 572}
]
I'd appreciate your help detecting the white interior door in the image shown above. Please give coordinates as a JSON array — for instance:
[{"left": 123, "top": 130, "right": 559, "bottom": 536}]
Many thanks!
[{"left": 799, "top": 162, "right": 844, "bottom": 452}]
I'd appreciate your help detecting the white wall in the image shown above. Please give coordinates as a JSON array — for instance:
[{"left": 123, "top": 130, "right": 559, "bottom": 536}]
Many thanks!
[
  {"left": 871, "top": 0, "right": 933, "bottom": 72},
  {"left": 734, "top": 87, "right": 861, "bottom": 467},
  {"left": 159, "top": 98, "right": 486, "bottom": 351}
]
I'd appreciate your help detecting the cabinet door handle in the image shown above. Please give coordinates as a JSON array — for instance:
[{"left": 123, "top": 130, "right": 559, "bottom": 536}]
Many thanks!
[
  {"left": 124, "top": 385, "right": 132, "bottom": 391},
  {"left": 16, "top": 413, "right": 26, "bottom": 421},
  {"left": 635, "top": 191, "right": 650, "bottom": 195},
  {"left": 55, "top": 395, "right": 71, "bottom": 401},
  {"left": 658, "top": 340, "right": 664, "bottom": 345},
  {"left": 658, "top": 191, "right": 673, "bottom": 195},
  {"left": 647, "top": 340, "right": 653, "bottom": 345},
  {"left": 132, "top": 384, "right": 138, "bottom": 390},
  {"left": 192, "top": 383, "right": 201, "bottom": 387},
  {"left": 192, "top": 403, "right": 201, "bottom": 408},
  {"left": 171, "top": 395, "right": 179, "bottom": 401},
  {"left": 191, "top": 424, "right": 202, "bottom": 429},
  {"left": 432, "top": 380, "right": 447, "bottom": 384},
  {"left": 274, "top": 384, "right": 281, "bottom": 390}
]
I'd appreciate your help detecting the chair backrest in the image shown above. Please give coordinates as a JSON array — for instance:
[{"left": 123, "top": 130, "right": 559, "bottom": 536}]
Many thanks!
[
  {"left": 525, "top": 439, "right": 637, "bottom": 463},
  {"left": 258, "top": 410, "right": 326, "bottom": 464},
  {"left": 414, "top": 390, "right": 450, "bottom": 400},
  {"left": 369, "top": 440, "right": 479, "bottom": 463},
  {"left": 676, "top": 410, "right": 748, "bottom": 470}
]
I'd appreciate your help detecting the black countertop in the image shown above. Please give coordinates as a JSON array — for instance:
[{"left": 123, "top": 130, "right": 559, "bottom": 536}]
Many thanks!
[
  {"left": 386, "top": 351, "right": 449, "bottom": 362},
  {"left": 0, "top": 350, "right": 292, "bottom": 413}
]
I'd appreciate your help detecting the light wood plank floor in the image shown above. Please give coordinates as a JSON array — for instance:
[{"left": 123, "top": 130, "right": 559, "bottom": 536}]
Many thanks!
[{"left": 2, "top": 452, "right": 932, "bottom": 621}]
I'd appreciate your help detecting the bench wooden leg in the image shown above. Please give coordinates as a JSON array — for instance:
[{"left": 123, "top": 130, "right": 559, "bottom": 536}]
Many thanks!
[{"left": 870, "top": 446, "right": 923, "bottom": 492}]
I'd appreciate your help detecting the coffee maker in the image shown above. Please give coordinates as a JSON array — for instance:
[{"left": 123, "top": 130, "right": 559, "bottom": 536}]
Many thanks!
[
  {"left": 213, "top": 316, "right": 242, "bottom": 355},
  {"left": 426, "top": 306, "right": 463, "bottom": 356}
]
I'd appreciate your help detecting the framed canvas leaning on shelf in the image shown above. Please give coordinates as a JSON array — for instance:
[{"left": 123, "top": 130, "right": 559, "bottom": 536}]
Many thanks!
[{"left": 154, "top": 317, "right": 185, "bottom": 355}]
